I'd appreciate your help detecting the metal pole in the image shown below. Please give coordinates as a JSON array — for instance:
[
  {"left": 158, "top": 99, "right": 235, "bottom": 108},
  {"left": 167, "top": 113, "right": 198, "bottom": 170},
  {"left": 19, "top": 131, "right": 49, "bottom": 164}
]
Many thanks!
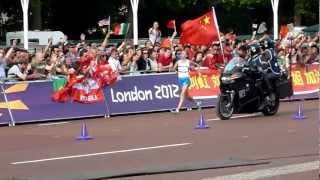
[
  {"left": 0, "top": 82, "right": 15, "bottom": 126},
  {"left": 103, "top": 87, "right": 111, "bottom": 119},
  {"left": 130, "top": 0, "right": 139, "bottom": 46},
  {"left": 271, "top": 0, "right": 279, "bottom": 40},
  {"left": 20, "top": 0, "right": 29, "bottom": 50}
]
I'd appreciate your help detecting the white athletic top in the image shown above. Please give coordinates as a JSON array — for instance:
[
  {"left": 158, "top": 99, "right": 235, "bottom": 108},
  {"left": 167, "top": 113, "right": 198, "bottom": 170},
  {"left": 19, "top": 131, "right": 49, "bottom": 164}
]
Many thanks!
[{"left": 177, "top": 59, "right": 190, "bottom": 78}]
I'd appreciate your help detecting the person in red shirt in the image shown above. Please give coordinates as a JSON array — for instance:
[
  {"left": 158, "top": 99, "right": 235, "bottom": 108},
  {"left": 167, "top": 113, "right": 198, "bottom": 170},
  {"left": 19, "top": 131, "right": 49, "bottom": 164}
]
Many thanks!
[
  {"left": 225, "top": 28, "right": 237, "bottom": 43},
  {"left": 223, "top": 41, "right": 233, "bottom": 63},
  {"left": 158, "top": 48, "right": 173, "bottom": 72},
  {"left": 202, "top": 44, "right": 224, "bottom": 69}
]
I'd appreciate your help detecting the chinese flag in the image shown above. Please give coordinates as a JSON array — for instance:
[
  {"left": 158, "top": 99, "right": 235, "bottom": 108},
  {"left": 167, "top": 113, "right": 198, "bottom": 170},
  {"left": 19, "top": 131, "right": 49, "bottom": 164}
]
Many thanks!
[
  {"left": 280, "top": 25, "right": 289, "bottom": 39},
  {"left": 166, "top": 20, "right": 176, "bottom": 29},
  {"left": 180, "top": 9, "right": 220, "bottom": 45}
]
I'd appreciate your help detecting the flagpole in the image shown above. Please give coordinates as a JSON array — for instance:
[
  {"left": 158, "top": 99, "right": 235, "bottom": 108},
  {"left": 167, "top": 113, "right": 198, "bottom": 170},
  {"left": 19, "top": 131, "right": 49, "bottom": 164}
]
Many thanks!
[
  {"left": 108, "top": 16, "right": 111, "bottom": 33},
  {"left": 212, "top": 6, "right": 225, "bottom": 64}
]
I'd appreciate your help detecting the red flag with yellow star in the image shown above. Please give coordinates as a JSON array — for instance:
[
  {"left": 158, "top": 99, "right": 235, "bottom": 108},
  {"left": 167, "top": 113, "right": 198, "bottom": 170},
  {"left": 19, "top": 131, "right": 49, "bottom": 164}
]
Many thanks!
[{"left": 180, "top": 10, "right": 220, "bottom": 45}]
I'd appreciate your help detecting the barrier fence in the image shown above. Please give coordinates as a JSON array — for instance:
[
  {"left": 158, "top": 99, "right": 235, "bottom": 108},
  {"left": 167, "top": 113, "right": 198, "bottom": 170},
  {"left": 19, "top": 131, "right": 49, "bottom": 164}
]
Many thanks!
[{"left": 0, "top": 64, "right": 319, "bottom": 126}]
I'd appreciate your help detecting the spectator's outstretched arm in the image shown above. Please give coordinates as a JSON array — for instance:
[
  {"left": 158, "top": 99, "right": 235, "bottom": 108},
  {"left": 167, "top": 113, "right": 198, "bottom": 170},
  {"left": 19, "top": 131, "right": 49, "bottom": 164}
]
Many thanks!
[
  {"left": 101, "top": 31, "right": 111, "bottom": 48},
  {"left": 250, "top": 31, "right": 257, "bottom": 41},
  {"left": 170, "top": 31, "right": 178, "bottom": 50},
  {"left": 295, "top": 38, "right": 305, "bottom": 49},
  {"left": 4, "top": 47, "right": 14, "bottom": 60},
  {"left": 148, "top": 28, "right": 153, "bottom": 35},
  {"left": 117, "top": 41, "right": 126, "bottom": 52},
  {"left": 4, "top": 39, "right": 17, "bottom": 60},
  {"left": 43, "top": 37, "right": 53, "bottom": 57}
]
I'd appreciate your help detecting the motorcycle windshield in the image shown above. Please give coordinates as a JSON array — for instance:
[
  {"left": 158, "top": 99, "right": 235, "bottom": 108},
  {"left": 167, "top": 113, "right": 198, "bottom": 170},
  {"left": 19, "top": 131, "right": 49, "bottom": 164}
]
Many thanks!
[{"left": 224, "top": 58, "right": 244, "bottom": 74}]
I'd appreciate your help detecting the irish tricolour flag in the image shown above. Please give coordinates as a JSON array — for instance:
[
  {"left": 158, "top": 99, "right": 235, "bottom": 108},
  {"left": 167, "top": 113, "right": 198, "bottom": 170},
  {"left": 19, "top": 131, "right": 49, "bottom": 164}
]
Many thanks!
[{"left": 112, "top": 23, "right": 130, "bottom": 35}]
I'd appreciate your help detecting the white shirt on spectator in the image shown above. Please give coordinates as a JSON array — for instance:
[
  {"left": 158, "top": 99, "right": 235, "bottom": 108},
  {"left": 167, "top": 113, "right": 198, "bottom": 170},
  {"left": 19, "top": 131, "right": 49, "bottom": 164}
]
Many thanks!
[
  {"left": 0, "top": 58, "right": 7, "bottom": 79},
  {"left": 108, "top": 56, "right": 122, "bottom": 72},
  {"left": 149, "top": 59, "right": 158, "bottom": 72},
  {"left": 7, "top": 65, "right": 23, "bottom": 79},
  {"left": 149, "top": 28, "right": 161, "bottom": 45}
]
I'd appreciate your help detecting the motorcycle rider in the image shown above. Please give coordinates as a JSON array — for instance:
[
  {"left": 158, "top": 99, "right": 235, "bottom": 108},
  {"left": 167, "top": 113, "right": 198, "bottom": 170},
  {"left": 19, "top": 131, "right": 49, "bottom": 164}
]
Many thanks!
[
  {"left": 247, "top": 43, "right": 271, "bottom": 102},
  {"left": 259, "top": 38, "right": 281, "bottom": 93}
]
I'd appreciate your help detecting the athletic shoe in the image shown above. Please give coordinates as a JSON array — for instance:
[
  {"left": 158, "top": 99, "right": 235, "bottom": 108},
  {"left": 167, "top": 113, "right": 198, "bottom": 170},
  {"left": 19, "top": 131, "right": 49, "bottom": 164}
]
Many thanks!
[{"left": 170, "top": 109, "right": 179, "bottom": 113}]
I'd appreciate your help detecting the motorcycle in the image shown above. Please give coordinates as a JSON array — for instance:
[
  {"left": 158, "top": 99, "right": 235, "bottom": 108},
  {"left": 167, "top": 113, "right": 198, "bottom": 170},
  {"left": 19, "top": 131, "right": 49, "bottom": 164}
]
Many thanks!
[{"left": 216, "top": 57, "right": 293, "bottom": 120}]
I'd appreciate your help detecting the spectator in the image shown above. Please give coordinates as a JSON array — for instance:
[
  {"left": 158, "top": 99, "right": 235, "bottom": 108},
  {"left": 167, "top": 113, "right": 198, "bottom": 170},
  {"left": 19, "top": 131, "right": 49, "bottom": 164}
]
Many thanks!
[
  {"left": 194, "top": 51, "right": 204, "bottom": 65},
  {"left": 7, "top": 60, "right": 30, "bottom": 81},
  {"left": 137, "top": 49, "right": 151, "bottom": 72},
  {"left": 148, "top": 21, "right": 161, "bottom": 45},
  {"left": 202, "top": 44, "right": 224, "bottom": 69},
  {"left": 108, "top": 49, "right": 122, "bottom": 72},
  {"left": 0, "top": 46, "right": 14, "bottom": 79},
  {"left": 126, "top": 53, "right": 139, "bottom": 75},
  {"left": 225, "top": 28, "right": 237, "bottom": 43},
  {"left": 31, "top": 52, "right": 46, "bottom": 76},
  {"left": 158, "top": 48, "right": 173, "bottom": 72},
  {"left": 148, "top": 49, "right": 159, "bottom": 72},
  {"left": 306, "top": 45, "right": 320, "bottom": 64}
]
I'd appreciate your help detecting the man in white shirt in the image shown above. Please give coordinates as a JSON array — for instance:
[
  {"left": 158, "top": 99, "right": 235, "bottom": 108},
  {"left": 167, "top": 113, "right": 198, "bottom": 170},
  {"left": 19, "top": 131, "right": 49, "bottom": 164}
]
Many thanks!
[
  {"left": 108, "top": 49, "right": 122, "bottom": 73},
  {"left": 0, "top": 46, "right": 15, "bottom": 79},
  {"left": 7, "top": 61, "right": 30, "bottom": 81}
]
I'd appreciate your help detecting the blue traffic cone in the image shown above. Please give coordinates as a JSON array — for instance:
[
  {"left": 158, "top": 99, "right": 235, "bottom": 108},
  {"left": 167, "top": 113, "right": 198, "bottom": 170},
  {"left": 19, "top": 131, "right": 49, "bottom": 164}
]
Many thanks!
[
  {"left": 293, "top": 104, "right": 306, "bottom": 120},
  {"left": 76, "top": 121, "right": 93, "bottom": 140},
  {"left": 195, "top": 113, "right": 209, "bottom": 129}
]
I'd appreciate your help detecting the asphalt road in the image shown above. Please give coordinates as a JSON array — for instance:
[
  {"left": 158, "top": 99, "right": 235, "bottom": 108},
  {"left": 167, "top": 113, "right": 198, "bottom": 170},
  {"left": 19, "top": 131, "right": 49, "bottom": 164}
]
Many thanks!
[{"left": 0, "top": 99, "right": 318, "bottom": 180}]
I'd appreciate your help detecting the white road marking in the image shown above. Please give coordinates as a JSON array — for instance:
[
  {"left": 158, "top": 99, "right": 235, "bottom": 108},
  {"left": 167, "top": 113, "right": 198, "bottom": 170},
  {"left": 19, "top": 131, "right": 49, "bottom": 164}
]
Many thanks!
[
  {"left": 207, "top": 113, "right": 261, "bottom": 122},
  {"left": 37, "top": 122, "right": 70, "bottom": 126},
  {"left": 203, "top": 161, "right": 318, "bottom": 180},
  {"left": 11, "top": 142, "right": 192, "bottom": 165}
]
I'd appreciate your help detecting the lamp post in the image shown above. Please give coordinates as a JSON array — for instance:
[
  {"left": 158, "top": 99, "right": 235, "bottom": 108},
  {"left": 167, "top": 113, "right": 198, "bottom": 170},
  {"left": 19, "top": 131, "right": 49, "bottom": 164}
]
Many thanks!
[
  {"left": 130, "top": 0, "right": 139, "bottom": 46},
  {"left": 271, "top": 0, "right": 279, "bottom": 40},
  {"left": 20, "top": 0, "right": 29, "bottom": 50}
]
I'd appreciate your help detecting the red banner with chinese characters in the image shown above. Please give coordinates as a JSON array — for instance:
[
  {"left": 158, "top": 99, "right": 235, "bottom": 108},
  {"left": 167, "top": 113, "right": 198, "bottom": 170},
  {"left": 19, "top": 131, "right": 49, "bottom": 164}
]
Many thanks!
[
  {"left": 290, "top": 64, "right": 320, "bottom": 95},
  {"left": 188, "top": 68, "right": 221, "bottom": 99},
  {"left": 188, "top": 64, "right": 320, "bottom": 99}
]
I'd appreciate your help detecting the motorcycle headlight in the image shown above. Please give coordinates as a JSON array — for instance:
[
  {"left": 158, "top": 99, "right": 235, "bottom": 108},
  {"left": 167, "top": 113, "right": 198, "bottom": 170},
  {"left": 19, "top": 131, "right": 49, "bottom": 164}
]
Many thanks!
[
  {"left": 221, "top": 73, "right": 241, "bottom": 83},
  {"left": 230, "top": 73, "right": 241, "bottom": 80}
]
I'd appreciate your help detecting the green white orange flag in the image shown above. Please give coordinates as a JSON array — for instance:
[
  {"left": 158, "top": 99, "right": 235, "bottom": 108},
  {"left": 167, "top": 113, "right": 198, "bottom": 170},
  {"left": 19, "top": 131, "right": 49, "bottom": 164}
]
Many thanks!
[{"left": 112, "top": 23, "right": 130, "bottom": 35}]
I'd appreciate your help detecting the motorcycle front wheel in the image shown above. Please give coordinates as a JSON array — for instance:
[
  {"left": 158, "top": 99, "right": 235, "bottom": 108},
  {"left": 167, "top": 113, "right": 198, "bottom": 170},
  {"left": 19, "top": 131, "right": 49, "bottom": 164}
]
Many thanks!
[{"left": 216, "top": 94, "right": 234, "bottom": 120}]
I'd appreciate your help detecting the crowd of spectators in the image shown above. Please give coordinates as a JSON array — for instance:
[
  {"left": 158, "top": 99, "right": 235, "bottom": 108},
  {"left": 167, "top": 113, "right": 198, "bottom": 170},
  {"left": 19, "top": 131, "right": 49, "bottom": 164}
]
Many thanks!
[{"left": 0, "top": 22, "right": 319, "bottom": 82}]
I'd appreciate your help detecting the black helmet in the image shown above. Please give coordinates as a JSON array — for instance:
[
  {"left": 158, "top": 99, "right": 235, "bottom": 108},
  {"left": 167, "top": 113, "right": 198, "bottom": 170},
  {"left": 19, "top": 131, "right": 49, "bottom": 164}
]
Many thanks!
[
  {"left": 249, "top": 43, "right": 261, "bottom": 57},
  {"left": 260, "top": 38, "right": 274, "bottom": 50}
]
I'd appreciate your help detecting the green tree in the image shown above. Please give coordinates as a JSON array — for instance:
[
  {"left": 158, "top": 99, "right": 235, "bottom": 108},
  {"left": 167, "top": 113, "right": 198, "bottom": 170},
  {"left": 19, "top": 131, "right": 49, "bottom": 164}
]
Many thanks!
[
  {"left": 294, "top": 0, "right": 318, "bottom": 25},
  {"left": 158, "top": 0, "right": 317, "bottom": 26},
  {"left": 31, "top": 0, "right": 42, "bottom": 30}
]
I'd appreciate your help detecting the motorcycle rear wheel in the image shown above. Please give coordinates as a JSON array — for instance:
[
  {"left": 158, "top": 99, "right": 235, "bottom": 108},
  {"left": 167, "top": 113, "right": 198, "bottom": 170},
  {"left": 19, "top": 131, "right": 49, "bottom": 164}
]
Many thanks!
[{"left": 262, "top": 92, "right": 280, "bottom": 116}]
